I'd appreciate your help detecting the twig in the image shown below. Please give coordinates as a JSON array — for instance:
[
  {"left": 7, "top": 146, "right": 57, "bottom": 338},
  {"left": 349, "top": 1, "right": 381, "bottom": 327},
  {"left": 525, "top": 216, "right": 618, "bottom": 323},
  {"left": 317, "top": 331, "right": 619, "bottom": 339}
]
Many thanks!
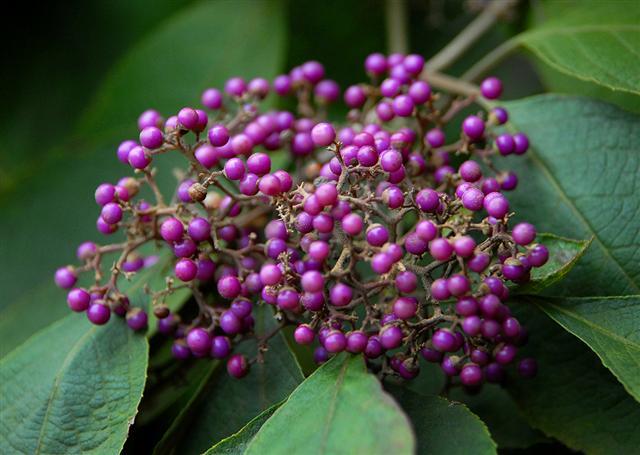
[
  {"left": 385, "top": 0, "right": 410, "bottom": 54},
  {"left": 424, "top": 0, "right": 518, "bottom": 72}
]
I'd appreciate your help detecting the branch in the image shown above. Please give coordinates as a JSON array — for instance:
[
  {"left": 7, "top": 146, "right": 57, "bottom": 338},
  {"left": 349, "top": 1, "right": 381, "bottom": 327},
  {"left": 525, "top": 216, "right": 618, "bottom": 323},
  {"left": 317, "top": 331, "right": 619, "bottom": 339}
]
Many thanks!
[
  {"left": 385, "top": 0, "right": 410, "bottom": 54},
  {"left": 424, "top": 0, "right": 518, "bottom": 72}
]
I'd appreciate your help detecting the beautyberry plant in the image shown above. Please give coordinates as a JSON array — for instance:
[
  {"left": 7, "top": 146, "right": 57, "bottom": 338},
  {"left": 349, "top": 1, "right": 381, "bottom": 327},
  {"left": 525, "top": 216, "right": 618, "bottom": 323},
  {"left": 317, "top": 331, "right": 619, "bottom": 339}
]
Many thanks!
[{"left": 55, "top": 52, "right": 548, "bottom": 389}]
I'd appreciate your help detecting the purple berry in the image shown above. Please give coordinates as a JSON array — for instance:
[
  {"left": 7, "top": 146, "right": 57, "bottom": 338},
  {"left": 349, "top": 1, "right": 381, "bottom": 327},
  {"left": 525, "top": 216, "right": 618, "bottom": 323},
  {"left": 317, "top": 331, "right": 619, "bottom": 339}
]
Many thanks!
[
  {"left": 342, "top": 213, "right": 364, "bottom": 236},
  {"left": 461, "top": 187, "right": 485, "bottom": 211},
  {"left": 395, "top": 271, "right": 417, "bottom": 293},
  {"left": 393, "top": 297, "right": 418, "bottom": 319},
  {"left": 495, "top": 134, "right": 515, "bottom": 155},
  {"left": 55, "top": 267, "right": 77, "bottom": 289},
  {"left": 201, "top": 88, "right": 223, "bottom": 110},
  {"left": 459, "top": 160, "right": 482, "bottom": 182},
  {"left": 324, "top": 330, "right": 347, "bottom": 353},
  {"left": 160, "top": 218, "right": 184, "bottom": 242},
  {"left": 172, "top": 342, "right": 191, "bottom": 360},
  {"left": 217, "top": 275, "right": 242, "bottom": 299},
  {"left": 311, "top": 122, "right": 336, "bottom": 147},
  {"left": 416, "top": 189, "right": 439, "bottom": 212},
  {"left": 346, "top": 331, "right": 368, "bottom": 353},
  {"left": 67, "top": 288, "right": 90, "bottom": 312},
  {"left": 314, "top": 346, "right": 330, "bottom": 364},
  {"left": 460, "top": 363, "right": 484, "bottom": 386},
  {"left": 259, "top": 263, "right": 282, "bottom": 286},
  {"left": 329, "top": 283, "right": 353, "bottom": 307},
  {"left": 220, "top": 310, "right": 242, "bottom": 335},
  {"left": 431, "top": 278, "right": 451, "bottom": 301},
  {"left": 513, "top": 133, "right": 529, "bottom": 155},
  {"left": 294, "top": 324, "right": 315, "bottom": 345},
  {"left": 528, "top": 244, "right": 549, "bottom": 267},
  {"left": 429, "top": 238, "right": 453, "bottom": 261},
  {"left": 379, "top": 325, "right": 403, "bottom": 349},
  {"left": 175, "top": 258, "right": 198, "bottom": 282},
  {"left": 227, "top": 354, "right": 250, "bottom": 378},
  {"left": 87, "top": 302, "right": 111, "bottom": 325},
  {"left": 366, "top": 224, "right": 389, "bottom": 247},
  {"left": 512, "top": 222, "right": 536, "bottom": 246},
  {"left": 480, "top": 77, "right": 503, "bottom": 99},
  {"left": 462, "top": 115, "right": 485, "bottom": 140},
  {"left": 139, "top": 126, "right": 164, "bottom": 149},
  {"left": 126, "top": 309, "right": 148, "bottom": 331},
  {"left": 432, "top": 329, "right": 457, "bottom": 352},
  {"left": 518, "top": 358, "right": 538, "bottom": 378}
]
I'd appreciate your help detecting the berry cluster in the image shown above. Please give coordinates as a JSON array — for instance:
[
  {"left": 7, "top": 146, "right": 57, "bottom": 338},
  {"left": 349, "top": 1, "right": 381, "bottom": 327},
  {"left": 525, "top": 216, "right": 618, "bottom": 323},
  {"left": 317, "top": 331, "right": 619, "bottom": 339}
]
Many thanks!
[{"left": 56, "top": 53, "right": 546, "bottom": 386}]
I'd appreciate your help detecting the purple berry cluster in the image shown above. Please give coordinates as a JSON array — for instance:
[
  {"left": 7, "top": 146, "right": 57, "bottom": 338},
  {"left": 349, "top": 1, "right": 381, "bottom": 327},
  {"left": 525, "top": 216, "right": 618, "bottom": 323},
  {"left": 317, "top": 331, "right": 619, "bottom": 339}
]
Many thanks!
[{"left": 56, "top": 53, "right": 546, "bottom": 386}]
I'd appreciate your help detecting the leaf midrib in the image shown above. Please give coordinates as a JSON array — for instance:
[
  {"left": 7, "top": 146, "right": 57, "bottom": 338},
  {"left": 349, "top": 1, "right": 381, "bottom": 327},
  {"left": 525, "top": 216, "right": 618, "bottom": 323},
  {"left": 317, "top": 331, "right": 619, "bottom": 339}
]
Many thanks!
[
  {"left": 539, "top": 300, "right": 640, "bottom": 350},
  {"left": 319, "top": 359, "right": 349, "bottom": 455},
  {"left": 34, "top": 325, "right": 97, "bottom": 454}
]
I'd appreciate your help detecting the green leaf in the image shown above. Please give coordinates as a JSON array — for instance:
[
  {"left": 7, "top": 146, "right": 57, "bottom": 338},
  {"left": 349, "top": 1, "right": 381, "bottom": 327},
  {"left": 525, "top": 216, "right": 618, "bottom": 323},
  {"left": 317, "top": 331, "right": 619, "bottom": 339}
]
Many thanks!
[
  {"left": 244, "top": 354, "right": 415, "bottom": 455},
  {"left": 508, "top": 304, "right": 640, "bottom": 454},
  {"left": 517, "top": 1, "right": 640, "bottom": 95},
  {"left": 154, "top": 305, "right": 303, "bottom": 455},
  {"left": 0, "top": 0, "right": 286, "bottom": 345},
  {"left": 388, "top": 386, "right": 496, "bottom": 454},
  {"left": 204, "top": 403, "right": 280, "bottom": 455},
  {"left": 499, "top": 94, "right": 640, "bottom": 451},
  {"left": 528, "top": 295, "right": 640, "bottom": 402},
  {"left": 406, "top": 363, "right": 545, "bottom": 450},
  {"left": 503, "top": 95, "right": 640, "bottom": 297},
  {"left": 516, "top": 233, "right": 592, "bottom": 294},
  {"left": 448, "top": 385, "right": 548, "bottom": 450},
  {"left": 0, "top": 314, "right": 148, "bottom": 453}
]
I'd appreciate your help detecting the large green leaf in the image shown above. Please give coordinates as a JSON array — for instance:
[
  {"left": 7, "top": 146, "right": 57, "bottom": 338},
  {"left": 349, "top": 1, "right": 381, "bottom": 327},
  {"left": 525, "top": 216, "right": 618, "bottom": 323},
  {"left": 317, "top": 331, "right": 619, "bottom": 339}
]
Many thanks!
[
  {"left": 499, "top": 95, "right": 640, "bottom": 451},
  {"left": 204, "top": 403, "right": 281, "bottom": 455},
  {"left": 0, "top": 0, "right": 286, "bottom": 341},
  {"left": 504, "top": 95, "right": 639, "bottom": 297},
  {"left": 517, "top": 1, "right": 640, "bottom": 95},
  {"left": 388, "top": 386, "right": 496, "bottom": 454},
  {"left": 509, "top": 304, "right": 640, "bottom": 454},
  {"left": 244, "top": 354, "right": 415, "bottom": 455},
  {"left": 155, "top": 305, "right": 304, "bottom": 455},
  {"left": 0, "top": 314, "right": 148, "bottom": 453},
  {"left": 528, "top": 295, "right": 640, "bottom": 402}
]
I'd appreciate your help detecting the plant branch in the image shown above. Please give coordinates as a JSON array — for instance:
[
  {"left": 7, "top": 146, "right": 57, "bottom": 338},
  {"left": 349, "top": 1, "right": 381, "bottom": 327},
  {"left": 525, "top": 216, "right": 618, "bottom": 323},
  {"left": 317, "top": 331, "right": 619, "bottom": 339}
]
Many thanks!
[
  {"left": 462, "top": 37, "right": 520, "bottom": 82},
  {"left": 385, "top": 0, "right": 410, "bottom": 54},
  {"left": 424, "top": 0, "right": 518, "bottom": 72}
]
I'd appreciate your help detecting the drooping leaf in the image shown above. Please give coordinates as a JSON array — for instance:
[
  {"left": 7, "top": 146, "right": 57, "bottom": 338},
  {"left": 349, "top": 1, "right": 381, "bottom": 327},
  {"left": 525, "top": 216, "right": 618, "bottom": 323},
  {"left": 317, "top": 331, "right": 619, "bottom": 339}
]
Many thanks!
[
  {"left": 0, "top": 314, "right": 148, "bottom": 454},
  {"left": 244, "top": 354, "right": 415, "bottom": 455},
  {"left": 517, "top": 1, "right": 640, "bottom": 95},
  {"left": 503, "top": 95, "right": 639, "bottom": 297},
  {"left": 508, "top": 304, "right": 640, "bottom": 454},
  {"left": 516, "top": 233, "right": 591, "bottom": 294},
  {"left": 388, "top": 385, "right": 496, "bottom": 454},
  {"left": 527, "top": 295, "right": 640, "bottom": 402},
  {"left": 154, "top": 305, "right": 303, "bottom": 455},
  {"left": 203, "top": 403, "right": 281, "bottom": 455},
  {"left": 0, "top": 0, "right": 287, "bottom": 345}
]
